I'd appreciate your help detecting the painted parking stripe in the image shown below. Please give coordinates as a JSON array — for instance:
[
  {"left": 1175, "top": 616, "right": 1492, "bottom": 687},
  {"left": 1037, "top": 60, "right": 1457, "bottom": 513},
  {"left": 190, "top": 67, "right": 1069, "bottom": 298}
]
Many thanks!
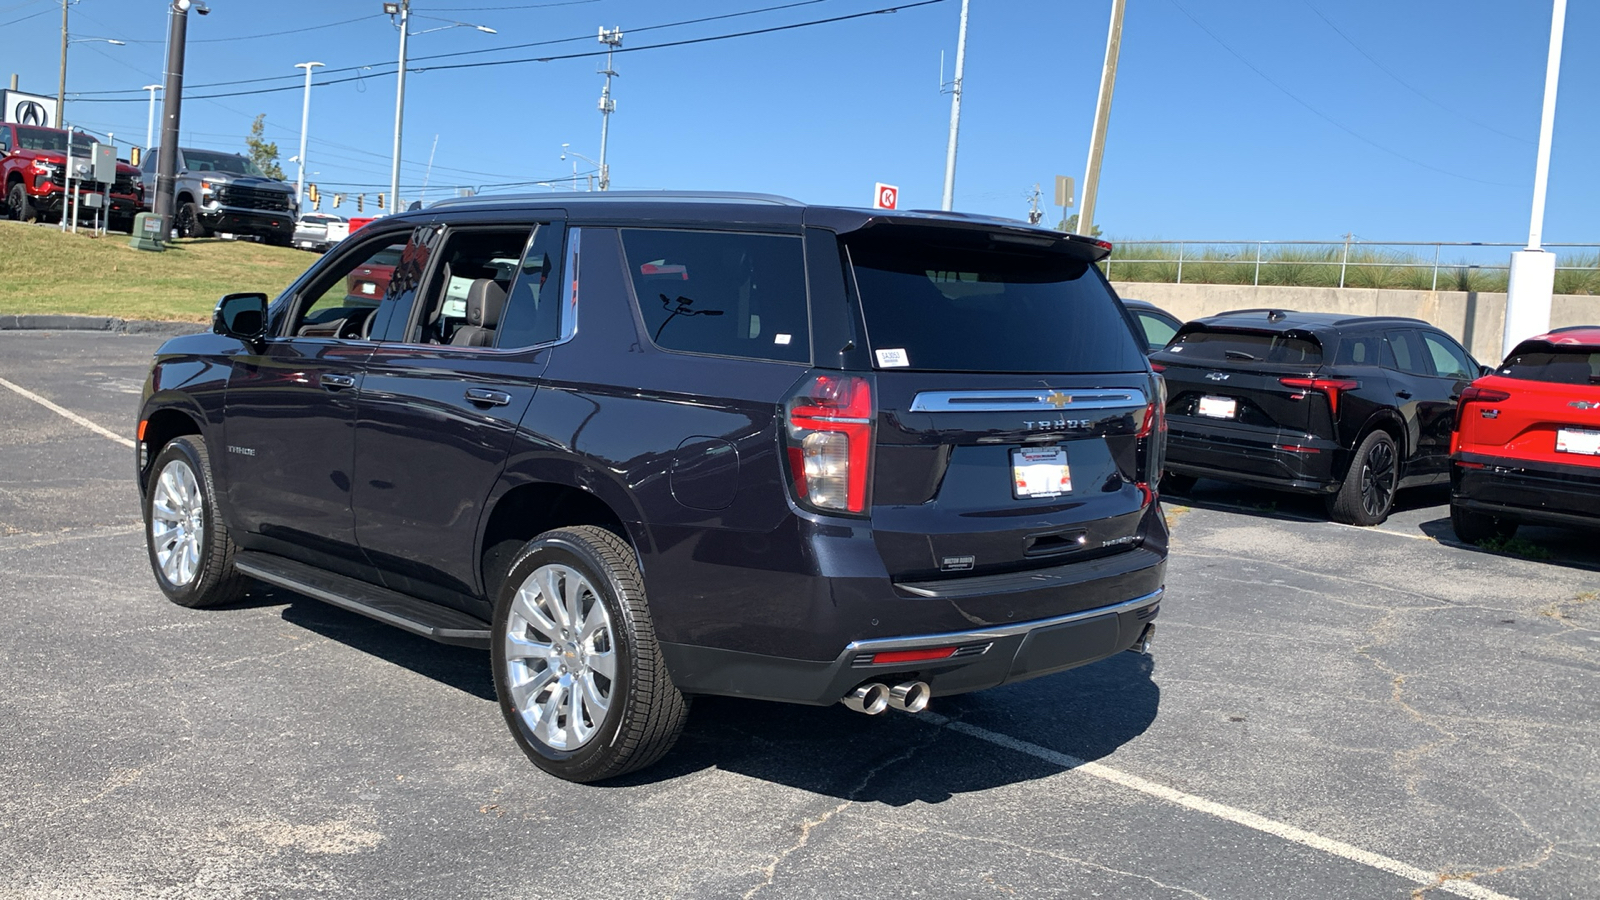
[
  {"left": 0, "top": 376, "right": 135, "bottom": 449},
  {"left": 924, "top": 714, "right": 1517, "bottom": 900}
]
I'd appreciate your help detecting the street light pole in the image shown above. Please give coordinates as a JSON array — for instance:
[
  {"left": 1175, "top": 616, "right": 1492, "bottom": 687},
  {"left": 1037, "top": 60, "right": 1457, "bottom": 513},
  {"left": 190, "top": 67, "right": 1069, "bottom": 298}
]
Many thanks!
[
  {"left": 1502, "top": 0, "right": 1568, "bottom": 356},
  {"left": 154, "top": 1, "right": 197, "bottom": 238},
  {"left": 142, "top": 84, "right": 161, "bottom": 150},
  {"left": 294, "top": 62, "right": 324, "bottom": 214},
  {"left": 1077, "top": 0, "right": 1125, "bottom": 236},
  {"left": 940, "top": 0, "right": 969, "bottom": 212},
  {"left": 388, "top": 0, "right": 409, "bottom": 214}
]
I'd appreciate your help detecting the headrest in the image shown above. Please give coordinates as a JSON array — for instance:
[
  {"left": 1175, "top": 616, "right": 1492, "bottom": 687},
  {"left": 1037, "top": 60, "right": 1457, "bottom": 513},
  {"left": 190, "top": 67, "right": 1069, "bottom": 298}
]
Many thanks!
[{"left": 466, "top": 279, "right": 507, "bottom": 327}]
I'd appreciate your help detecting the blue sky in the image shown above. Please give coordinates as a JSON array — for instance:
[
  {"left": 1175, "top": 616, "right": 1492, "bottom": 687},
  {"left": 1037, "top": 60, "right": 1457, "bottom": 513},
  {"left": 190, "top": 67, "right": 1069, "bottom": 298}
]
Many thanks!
[{"left": 4, "top": 0, "right": 1593, "bottom": 244}]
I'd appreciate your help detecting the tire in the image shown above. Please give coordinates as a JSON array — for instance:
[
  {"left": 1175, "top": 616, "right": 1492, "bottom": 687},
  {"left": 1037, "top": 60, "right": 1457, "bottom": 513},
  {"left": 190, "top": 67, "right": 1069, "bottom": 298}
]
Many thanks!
[
  {"left": 1327, "top": 429, "right": 1399, "bottom": 526},
  {"left": 1161, "top": 472, "right": 1197, "bottom": 494},
  {"left": 143, "top": 436, "right": 249, "bottom": 608},
  {"left": 176, "top": 201, "right": 210, "bottom": 238},
  {"left": 492, "top": 526, "right": 689, "bottom": 783},
  {"left": 1450, "top": 503, "right": 1516, "bottom": 544},
  {"left": 8, "top": 182, "right": 37, "bottom": 223}
]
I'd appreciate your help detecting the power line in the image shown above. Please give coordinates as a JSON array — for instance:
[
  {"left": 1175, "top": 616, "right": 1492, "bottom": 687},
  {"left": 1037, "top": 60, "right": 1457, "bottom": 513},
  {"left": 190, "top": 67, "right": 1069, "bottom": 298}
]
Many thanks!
[{"left": 1166, "top": 0, "right": 1517, "bottom": 188}]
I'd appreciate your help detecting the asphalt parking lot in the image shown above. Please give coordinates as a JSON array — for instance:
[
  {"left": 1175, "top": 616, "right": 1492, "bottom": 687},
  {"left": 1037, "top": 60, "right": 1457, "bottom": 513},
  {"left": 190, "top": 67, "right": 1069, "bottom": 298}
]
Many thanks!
[{"left": 1, "top": 328, "right": 1596, "bottom": 900}]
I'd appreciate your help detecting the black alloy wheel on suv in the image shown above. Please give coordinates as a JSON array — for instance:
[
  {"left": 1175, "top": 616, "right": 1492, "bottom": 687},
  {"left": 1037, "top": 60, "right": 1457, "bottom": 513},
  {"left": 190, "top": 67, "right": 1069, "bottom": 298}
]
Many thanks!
[
  {"left": 136, "top": 192, "right": 1169, "bottom": 782},
  {"left": 1152, "top": 309, "right": 1483, "bottom": 525}
]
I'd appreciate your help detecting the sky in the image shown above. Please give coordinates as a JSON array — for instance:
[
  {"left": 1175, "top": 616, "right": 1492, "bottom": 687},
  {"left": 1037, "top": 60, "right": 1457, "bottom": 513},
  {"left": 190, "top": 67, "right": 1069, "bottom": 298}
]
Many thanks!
[{"left": 3, "top": 0, "right": 1594, "bottom": 247}]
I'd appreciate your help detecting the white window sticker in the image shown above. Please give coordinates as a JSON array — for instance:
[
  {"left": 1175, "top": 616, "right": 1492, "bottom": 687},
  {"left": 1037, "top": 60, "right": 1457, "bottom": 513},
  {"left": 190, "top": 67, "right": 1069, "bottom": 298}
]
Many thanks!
[
  {"left": 774, "top": 333, "right": 792, "bottom": 345},
  {"left": 875, "top": 348, "right": 909, "bottom": 368}
]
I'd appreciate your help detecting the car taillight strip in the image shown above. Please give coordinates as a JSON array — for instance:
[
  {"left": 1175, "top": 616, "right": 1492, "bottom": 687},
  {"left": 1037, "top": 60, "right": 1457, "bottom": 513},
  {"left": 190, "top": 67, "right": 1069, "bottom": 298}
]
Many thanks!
[
  {"left": 1279, "top": 377, "right": 1359, "bottom": 415},
  {"left": 785, "top": 375, "right": 874, "bottom": 514}
]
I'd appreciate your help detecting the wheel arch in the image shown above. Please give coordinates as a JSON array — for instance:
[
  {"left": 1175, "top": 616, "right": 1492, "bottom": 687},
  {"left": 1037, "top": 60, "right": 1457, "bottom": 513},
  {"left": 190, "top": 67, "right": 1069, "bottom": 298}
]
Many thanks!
[
  {"left": 477, "top": 467, "right": 645, "bottom": 604},
  {"left": 1339, "top": 410, "right": 1407, "bottom": 481},
  {"left": 137, "top": 403, "right": 205, "bottom": 495}
]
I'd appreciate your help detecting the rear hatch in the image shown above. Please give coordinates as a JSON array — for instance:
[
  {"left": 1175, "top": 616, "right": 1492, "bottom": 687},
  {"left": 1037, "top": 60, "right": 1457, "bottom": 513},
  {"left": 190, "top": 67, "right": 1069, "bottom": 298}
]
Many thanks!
[
  {"left": 1458, "top": 344, "right": 1600, "bottom": 465},
  {"left": 1155, "top": 325, "right": 1327, "bottom": 438},
  {"left": 814, "top": 223, "right": 1159, "bottom": 583}
]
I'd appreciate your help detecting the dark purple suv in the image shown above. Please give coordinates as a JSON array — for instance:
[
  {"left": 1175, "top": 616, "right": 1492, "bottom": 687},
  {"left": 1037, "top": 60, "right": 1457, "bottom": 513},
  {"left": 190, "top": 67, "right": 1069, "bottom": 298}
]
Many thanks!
[{"left": 136, "top": 192, "right": 1168, "bottom": 782}]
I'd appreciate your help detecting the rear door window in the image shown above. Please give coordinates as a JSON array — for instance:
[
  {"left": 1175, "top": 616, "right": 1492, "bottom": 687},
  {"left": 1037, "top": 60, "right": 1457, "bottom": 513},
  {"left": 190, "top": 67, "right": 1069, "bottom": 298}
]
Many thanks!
[
  {"left": 620, "top": 228, "right": 810, "bottom": 363},
  {"left": 1134, "top": 311, "right": 1178, "bottom": 351},
  {"left": 1420, "top": 331, "right": 1475, "bottom": 380},
  {"left": 1166, "top": 329, "right": 1322, "bottom": 365},
  {"left": 496, "top": 222, "right": 566, "bottom": 349},
  {"left": 1335, "top": 333, "right": 1382, "bottom": 366},
  {"left": 1384, "top": 330, "right": 1428, "bottom": 375},
  {"left": 1500, "top": 348, "right": 1600, "bottom": 384},
  {"left": 846, "top": 231, "right": 1143, "bottom": 373}
]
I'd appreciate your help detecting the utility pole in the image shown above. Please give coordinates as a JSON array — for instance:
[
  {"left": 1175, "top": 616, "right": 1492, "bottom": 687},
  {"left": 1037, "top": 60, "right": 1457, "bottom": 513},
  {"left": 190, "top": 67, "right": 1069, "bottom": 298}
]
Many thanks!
[
  {"left": 294, "top": 62, "right": 323, "bottom": 215},
  {"left": 55, "top": 0, "right": 68, "bottom": 125},
  {"left": 596, "top": 26, "right": 622, "bottom": 191},
  {"left": 1026, "top": 184, "right": 1043, "bottom": 225},
  {"left": 1078, "top": 0, "right": 1125, "bottom": 236},
  {"left": 389, "top": 0, "right": 410, "bottom": 214},
  {"left": 1503, "top": 0, "right": 1567, "bottom": 357},
  {"left": 940, "top": 0, "right": 970, "bottom": 211},
  {"left": 154, "top": 0, "right": 196, "bottom": 238}
]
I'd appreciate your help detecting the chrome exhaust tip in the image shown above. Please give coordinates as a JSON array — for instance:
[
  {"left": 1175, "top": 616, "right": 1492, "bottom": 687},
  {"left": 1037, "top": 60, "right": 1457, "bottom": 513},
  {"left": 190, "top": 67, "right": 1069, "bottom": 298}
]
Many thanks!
[
  {"left": 841, "top": 682, "right": 890, "bottom": 715},
  {"left": 1127, "top": 624, "right": 1155, "bottom": 655},
  {"left": 887, "top": 680, "right": 931, "bottom": 714}
]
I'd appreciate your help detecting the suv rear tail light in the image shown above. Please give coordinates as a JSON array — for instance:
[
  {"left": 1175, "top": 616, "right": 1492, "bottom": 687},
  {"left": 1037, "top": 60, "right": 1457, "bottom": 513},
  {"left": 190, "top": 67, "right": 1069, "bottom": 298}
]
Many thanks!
[
  {"left": 784, "top": 373, "right": 874, "bottom": 514},
  {"left": 1459, "top": 386, "right": 1511, "bottom": 405},
  {"left": 1279, "top": 377, "right": 1359, "bottom": 415},
  {"left": 1134, "top": 382, "right": 1166, "bottom": 508}
]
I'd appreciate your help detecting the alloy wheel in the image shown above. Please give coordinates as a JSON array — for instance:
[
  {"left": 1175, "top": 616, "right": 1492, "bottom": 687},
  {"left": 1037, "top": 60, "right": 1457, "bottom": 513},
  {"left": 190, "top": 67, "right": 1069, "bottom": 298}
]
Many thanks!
[
  {"left": 1360, "top": 439, "right": 1396, "bottom": 518},
  {"left": 149, "top": 459, "right": 205, "bottom": 587},
  {"left": 502, "top": 563, "right": 617, "bottom": 751}
]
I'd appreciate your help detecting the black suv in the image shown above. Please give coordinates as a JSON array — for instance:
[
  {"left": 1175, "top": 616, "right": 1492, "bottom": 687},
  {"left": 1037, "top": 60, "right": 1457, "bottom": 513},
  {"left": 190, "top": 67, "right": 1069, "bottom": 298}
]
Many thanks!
[
  {"left": 136, "top": 192, "right": 1167, "bottom": 782},
  {"left": 1154, "top": 309, "right": 1483, "bottom": 525}
]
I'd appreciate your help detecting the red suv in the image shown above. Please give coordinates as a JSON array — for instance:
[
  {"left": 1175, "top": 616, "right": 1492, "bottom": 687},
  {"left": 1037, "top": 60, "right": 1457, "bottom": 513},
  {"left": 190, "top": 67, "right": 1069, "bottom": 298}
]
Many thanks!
[{"left": 1450, "top": 326, "right": 1600, "bottom": 542}]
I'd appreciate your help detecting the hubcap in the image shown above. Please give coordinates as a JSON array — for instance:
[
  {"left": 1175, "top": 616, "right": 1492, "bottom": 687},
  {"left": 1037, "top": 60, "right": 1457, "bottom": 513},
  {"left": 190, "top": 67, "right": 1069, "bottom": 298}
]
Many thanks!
[
  {"left": 1360, "top": 439, "right": 1396, "bottom": 517},
  {"left": 502, "top": 563, "right": 617, "bottom": 751},
  {"left": 150, "top": 459, "right": 205, "bottom": 587}
]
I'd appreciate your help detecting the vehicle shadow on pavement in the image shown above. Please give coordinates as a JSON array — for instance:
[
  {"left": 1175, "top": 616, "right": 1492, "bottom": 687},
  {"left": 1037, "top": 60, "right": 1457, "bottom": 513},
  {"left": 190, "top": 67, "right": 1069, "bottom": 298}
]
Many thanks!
[
  {"left": 1417, "top": 517, "right": 1600, "bottom": 572},
  {"left": 616, "top": 652, "right": 1161, "bottom": 803},
  {"left": 1163, "top": 480, "right": 1449, "bottom": 523}
]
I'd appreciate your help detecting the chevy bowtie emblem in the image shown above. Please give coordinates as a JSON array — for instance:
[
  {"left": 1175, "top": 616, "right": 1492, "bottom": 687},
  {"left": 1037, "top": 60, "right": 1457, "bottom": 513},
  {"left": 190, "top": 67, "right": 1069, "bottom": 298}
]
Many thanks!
[
  {"left": 1045, "top": 391, "right": 1073, "bottom": 408},
  {"left": 1570, "top": 400, "right": 1600, "bottom": 410}
]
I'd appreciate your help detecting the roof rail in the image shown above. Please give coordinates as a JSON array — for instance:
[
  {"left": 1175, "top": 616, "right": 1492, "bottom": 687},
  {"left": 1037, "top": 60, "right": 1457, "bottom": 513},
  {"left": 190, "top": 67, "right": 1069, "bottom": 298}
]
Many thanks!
[{"left": 428, "top": 190, "right": 805, "bottom": 209}]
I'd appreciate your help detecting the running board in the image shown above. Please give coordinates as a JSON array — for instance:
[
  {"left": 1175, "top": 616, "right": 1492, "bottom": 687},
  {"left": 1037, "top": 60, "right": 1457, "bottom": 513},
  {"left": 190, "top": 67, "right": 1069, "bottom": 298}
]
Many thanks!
[{"left": 234, "top": 551, "right": 492, "bottom": 649}]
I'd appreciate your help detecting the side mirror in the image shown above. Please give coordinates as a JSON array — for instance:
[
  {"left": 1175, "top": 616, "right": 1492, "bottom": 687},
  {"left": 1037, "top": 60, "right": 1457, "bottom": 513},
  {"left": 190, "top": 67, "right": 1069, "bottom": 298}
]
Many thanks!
[
  {"left": 213, "top": 292, "right": 269, "bottom": 346},
  {"left": 1479, "top": 363, "right": 1493, "bottom": 377}
]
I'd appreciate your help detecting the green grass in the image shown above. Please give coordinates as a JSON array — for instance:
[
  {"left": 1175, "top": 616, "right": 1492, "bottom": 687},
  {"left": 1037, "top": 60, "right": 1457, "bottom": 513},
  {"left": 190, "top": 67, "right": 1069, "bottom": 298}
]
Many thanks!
[
  {"left": 1476, "top": 534, "right": 1555, "bottom": 560},
  {"left": 0, "top": 220, "right": 312, "bottom": 322},
  {"left": 1103, "top": 242, "right": 1599, "bottom": 295}
]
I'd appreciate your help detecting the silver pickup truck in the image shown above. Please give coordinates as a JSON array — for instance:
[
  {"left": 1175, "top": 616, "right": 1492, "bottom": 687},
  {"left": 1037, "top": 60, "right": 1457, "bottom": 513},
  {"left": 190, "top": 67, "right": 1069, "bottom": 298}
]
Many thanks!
[{"left": 141, "top": 146, "right": 297, "bottom": 244}]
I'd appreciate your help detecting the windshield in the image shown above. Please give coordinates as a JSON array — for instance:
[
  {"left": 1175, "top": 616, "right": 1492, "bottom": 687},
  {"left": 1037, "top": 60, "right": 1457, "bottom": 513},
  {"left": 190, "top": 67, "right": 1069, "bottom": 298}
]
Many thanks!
[
  {"left": 182, "top": 149, "right": 267, "bottom": 177},
  {"left": 845, "top": 231, "right": 1144, "bottom": 373},
  {"left": 14, "top": 126, "right": 94, "bottom": 155}
]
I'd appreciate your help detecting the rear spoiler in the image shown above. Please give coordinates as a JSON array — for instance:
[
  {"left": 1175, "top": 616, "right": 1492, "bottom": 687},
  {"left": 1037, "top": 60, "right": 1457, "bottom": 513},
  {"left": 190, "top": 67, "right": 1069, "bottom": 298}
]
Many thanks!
[{"left": 809, "top": 208, "right": 1113, "bottom": 262}]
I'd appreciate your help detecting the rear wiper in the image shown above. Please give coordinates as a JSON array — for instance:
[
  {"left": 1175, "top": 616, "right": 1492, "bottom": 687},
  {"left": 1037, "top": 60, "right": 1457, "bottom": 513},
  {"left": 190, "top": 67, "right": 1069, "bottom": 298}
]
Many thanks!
[{"left": 1224, "top": 349, "right": 1259, "bottom": 361}]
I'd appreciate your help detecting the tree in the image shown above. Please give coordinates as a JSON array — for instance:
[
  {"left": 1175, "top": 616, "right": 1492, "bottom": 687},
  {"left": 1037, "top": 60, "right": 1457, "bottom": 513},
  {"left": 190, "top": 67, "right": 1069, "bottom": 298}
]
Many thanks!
[
  {"left": 245, "top": 114, "right": 285, "bottom": 179},
  {"left": 1057, "top": 213, "right": 1103, "bottom": 238}
]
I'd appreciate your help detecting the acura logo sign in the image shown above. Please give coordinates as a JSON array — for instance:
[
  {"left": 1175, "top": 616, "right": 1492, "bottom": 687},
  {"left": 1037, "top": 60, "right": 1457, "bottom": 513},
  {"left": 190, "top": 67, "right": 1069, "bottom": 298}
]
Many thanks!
[{"left": 15, "top": 100, "right": 47, "bottom": 126}]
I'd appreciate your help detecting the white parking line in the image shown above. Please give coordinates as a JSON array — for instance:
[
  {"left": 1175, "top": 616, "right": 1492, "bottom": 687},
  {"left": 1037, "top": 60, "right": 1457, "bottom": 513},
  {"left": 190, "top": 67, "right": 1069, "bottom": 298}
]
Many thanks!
[
  {"left": 924, "top": 714, "right": 1517, "bottom": 900},
  {"left": 0, "top": 376, "right": 135, "bottom": 449}
]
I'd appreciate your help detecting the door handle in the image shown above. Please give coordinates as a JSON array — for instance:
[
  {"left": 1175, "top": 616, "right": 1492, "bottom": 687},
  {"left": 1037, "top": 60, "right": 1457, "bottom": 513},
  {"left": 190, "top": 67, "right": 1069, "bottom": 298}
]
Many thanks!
[
  {"left": 465, "top": 388, "right": 512, "bottom": 407},
  {"left": 321, "top": 373, "right": 356, "bottom": 390},
  {"left": 1394, "top": 390, "right": 1412, "bottom": 399}
]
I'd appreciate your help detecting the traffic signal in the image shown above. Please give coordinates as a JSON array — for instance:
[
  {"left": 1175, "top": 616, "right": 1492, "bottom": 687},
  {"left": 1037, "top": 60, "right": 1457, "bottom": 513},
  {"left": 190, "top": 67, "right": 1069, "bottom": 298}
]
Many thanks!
[
  {"left": 377, "top": 193, "right": 385, "bottom": 211},
  {"left": 357, "top": 194, "right": 364, "bottom": 213},
  {"left": 308, "top": 183, "right": 320, "bottom": 207},
  {"left": 333, "top": 193, "right": 344, "bottom": 209}
]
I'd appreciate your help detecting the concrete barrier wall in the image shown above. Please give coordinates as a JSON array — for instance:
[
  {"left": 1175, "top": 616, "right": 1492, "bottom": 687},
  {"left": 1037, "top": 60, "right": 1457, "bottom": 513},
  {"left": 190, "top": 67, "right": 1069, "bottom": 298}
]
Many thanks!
[{"left": 1112, "top": 282, "right": 1600, "bottom": 364}]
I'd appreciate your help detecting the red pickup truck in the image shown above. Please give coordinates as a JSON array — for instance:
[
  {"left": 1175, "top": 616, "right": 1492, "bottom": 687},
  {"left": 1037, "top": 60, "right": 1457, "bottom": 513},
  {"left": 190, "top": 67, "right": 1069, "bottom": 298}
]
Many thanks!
[{"left": 1, "top": 122, "right": 145, "bottom": 231}]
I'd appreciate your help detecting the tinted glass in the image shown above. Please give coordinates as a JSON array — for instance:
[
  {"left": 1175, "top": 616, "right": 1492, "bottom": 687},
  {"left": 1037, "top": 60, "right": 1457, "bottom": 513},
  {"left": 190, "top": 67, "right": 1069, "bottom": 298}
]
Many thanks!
[
  {"left": 1136, "top": 311, "right": 1178, "bottom": 350},
  {"left": 14, "top": 126, "right": 92, "bottom": 154},
  {"left": 181, "top": 149, "right": 266, "bottom": 176},
  {"left": 1335, "top": 333, "right": 1382, "bottom": 366},
  {"left": 1384, "top": 330, "right": 1427, "bottom": 375},
  {"left": 497, "top": 222, "right": 566, "bottom": 349},
  {"left": 1421, "top": 332, "right": 1474, "bottom": 380},
  {"left": 1166, "top": 329, "right": 1322, "bottom": 365},
  {"left": 847, "top": 234, "right": 1143, "bottom": 373},
  {"left": 410, "top": 228, "right": 531, "bottom": 345},
  {"left": 1499, "top": 348, "right": 1600, "bottom": 385},
  {"left": 291, "top": 239, "right": 411, "bottom": 339},
  {"left": 621, "top": 229, "right": 810, "bottom": 363}
]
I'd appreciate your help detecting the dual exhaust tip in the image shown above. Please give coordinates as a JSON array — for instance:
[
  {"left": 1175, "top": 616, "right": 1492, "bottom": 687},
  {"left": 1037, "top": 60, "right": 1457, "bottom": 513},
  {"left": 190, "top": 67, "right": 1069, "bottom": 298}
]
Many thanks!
[{"left": 841, "top": 680, "right": 930, "bottom": 715}]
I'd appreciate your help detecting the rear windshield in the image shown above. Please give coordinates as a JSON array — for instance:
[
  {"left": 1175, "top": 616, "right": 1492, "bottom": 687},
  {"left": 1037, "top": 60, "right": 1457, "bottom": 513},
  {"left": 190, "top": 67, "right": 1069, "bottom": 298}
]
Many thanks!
[
  {"left": 1166, "top": 328, "right": 1323, "bottom": 365},
  {"left": 845, "top": 233, "right": 1144, "bottom": 373},
  {"left": 1499, "top": 348, "right": 1600, "bottom": 384}
]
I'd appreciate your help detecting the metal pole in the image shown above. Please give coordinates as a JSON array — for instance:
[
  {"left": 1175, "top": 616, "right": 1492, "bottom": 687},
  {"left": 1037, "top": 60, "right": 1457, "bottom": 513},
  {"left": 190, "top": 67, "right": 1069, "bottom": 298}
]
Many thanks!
[
  {"left": 1431, "top": 244, "right": 1440, "bottom": 291},
  {"left": 1339, "top": 233, "right": 1350, "bottom": 288},
  {"left": 295, "top": 61, "right": 323, "bottom": 215},
  {"left": 1526, "top": 0, "right": 1565, "bottom": 252},
  {"left": 389, "top": 0, "right": 409, "bottom": 214},
  {"left": 1176, "top": 242, "right": 1184, "bottom": 284},
  {"left": 940, "top": 0, "right": 969, "bottom": 211},
  {"left": 55, "top": 0, "right": 67, "bottom": 125},
  {"left": 153, "top": 1, "right": 190, "bottom": 238},
  {"left": 142, "top": 85, "right": 160, "bottom": 150},
  {"left": 1502, "top": 0, "right": 1566, "bottom": 356},
  {"left": 1078, "top": 0, "right": 1125, "bottom": 236},
  {"left": 597, "top": 27, "right": 622, "bottom": 192},
  {"left": 1254, "top": 241, "right": 1262, "bottom": 286}
]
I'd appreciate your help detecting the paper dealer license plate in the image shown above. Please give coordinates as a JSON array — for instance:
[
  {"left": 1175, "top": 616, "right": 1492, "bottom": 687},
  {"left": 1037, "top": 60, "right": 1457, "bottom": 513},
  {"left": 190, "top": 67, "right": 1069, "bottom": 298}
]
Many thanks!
[
  {"left": 1555, "top": 427, "right": 1600, "bottom": 456},
  {"left": 1197, "top": 395, "right": 1237, "bottom": 419},
  {"left": 1012, "top": 446, "right": 1071, "bottom": 499}
]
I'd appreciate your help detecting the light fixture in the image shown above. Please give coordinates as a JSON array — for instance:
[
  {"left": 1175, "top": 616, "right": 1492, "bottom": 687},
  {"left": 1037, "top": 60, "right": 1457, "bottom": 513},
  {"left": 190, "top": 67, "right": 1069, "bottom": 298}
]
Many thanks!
[{"left": 382, "top": 2, "right": 399, "bottom": 14}]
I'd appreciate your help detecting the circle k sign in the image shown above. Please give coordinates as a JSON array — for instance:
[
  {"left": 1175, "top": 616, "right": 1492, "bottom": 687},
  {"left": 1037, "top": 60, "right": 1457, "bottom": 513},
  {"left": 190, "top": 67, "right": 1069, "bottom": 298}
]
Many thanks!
[{"left": 873, "top": 182, "right": 898, "bottom": 211}]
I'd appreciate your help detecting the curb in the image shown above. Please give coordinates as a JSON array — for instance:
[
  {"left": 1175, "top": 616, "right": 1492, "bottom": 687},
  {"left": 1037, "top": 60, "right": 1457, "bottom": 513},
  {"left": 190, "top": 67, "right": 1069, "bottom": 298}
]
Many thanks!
[{"left": 0, "top": 315, "right": 205, "bottom": 337}]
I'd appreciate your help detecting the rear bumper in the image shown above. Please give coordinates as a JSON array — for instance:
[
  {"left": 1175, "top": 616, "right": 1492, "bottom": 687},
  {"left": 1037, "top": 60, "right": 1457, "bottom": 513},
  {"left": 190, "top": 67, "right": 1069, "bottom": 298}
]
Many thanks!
[
  {"left": 660, "top": 588, "right": 1162, "bottom": 705},
  {"left": 1165, "top": 418, "right": 1341, "bottom": 493},
  {"left": 1452, "top": 452, "right": 1600, "bottom": 530}
]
